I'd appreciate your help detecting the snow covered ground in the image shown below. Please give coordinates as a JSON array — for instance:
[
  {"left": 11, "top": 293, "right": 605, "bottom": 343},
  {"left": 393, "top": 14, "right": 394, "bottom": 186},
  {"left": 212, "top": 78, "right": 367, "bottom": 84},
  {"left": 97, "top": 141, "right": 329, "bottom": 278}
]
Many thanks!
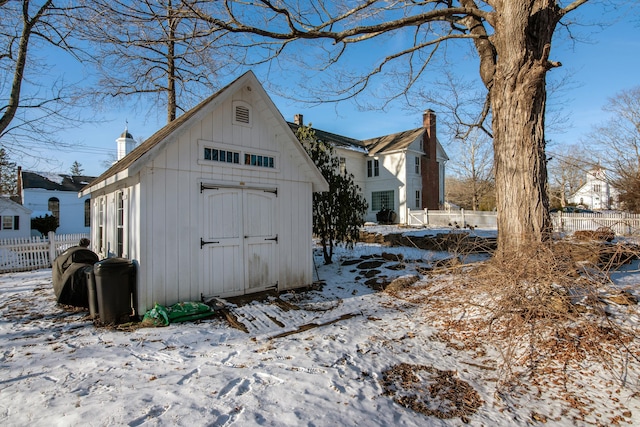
[{"left": 1, "top": 226, "right": 639, "bottom": 426}]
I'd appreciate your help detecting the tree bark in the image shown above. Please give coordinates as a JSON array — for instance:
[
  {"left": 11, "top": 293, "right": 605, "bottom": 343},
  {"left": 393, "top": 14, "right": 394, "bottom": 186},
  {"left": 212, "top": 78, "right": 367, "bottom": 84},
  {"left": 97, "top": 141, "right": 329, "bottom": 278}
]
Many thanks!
[{"left": 490, "top": 1, "right": 558, "bottom": 253}]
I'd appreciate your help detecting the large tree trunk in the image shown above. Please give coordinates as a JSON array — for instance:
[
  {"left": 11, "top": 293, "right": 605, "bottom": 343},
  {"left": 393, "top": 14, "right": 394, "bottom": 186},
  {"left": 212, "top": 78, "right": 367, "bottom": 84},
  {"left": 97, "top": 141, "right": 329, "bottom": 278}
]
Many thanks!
[{"left": 490, "top": 2, "right": 558, "bottom": 254}]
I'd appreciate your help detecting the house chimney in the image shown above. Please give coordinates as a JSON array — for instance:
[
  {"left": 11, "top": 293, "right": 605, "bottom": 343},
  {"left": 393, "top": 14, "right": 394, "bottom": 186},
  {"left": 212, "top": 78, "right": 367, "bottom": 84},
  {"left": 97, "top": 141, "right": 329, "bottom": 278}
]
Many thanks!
[
  {"left": 421, "top": 109, "right": 440, "bottom": 209},
  {"left": 294, "top": 114, "right": 303, "bottom": 126},
  {"left": 16, "top": 166, "right": 23, "bottom": 204},
  {"left": 116, "top": 125, "right": 136, "bottom": 161}
]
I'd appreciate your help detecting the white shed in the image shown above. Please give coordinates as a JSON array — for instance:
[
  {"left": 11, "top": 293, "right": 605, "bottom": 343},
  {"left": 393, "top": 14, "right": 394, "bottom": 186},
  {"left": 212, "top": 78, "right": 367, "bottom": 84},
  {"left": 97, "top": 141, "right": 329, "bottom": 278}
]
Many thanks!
[{"left": 81, "top": 71, "right": 328, "bottom": 316}]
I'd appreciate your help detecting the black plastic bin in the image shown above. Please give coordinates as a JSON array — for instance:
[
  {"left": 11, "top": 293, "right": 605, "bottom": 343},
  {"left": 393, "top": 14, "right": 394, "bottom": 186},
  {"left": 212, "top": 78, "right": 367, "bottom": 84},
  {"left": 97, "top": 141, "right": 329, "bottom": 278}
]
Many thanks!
[{"left": 93, "top": 258, "right": 135, "bottom": 324}]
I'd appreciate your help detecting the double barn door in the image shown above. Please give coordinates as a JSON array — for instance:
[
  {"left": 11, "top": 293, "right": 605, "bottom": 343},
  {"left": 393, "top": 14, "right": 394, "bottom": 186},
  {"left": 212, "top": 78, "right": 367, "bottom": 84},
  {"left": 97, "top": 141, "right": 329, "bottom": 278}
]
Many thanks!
[{"left": 200, "top": 186, "right": 278, "bottom": 298}]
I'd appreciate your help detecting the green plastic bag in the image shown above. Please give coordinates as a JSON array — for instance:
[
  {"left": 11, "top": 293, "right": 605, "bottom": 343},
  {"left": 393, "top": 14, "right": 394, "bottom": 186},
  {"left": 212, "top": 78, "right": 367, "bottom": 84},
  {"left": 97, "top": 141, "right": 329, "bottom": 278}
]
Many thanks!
[
  {"left": 141, "top": 303, "right": 171, "bottom": 326},
  {"left": 167, "top": 302, "right": 213, "bottom": 323},
  {"left": 141, "top": 302, "right": 213, "bottom": 327}
]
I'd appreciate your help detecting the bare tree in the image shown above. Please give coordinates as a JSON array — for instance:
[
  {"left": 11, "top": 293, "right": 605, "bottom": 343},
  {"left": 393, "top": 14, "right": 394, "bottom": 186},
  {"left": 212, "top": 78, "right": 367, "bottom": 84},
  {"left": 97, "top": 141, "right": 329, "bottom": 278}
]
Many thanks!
[
  {"left": 0, "top": 0, "right": 84, "bottom": 153},
  {"left": 187, "top": 0, "right": 597, "bottom": 254},
  {"left": 447, "top": 129, "right": 494, "bottom": 211},
  {"left": 587, "top": 86, "right": 640, "bottom": 212},
  {"left": 75, "top": 0, "right": 241, "bottom": 123}
]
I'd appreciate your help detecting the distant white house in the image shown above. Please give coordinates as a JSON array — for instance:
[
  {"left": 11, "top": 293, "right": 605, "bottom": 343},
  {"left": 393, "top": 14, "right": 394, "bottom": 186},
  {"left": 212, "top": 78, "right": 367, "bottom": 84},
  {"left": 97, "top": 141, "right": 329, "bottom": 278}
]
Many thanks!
[
  {"left": 289, "top": 109, "right": 449, "bottom": 224},
  {"left": 19, "top": 169, "right": 96, "bottom": 235},
  {"left": 568, "top": 167, "right": 619, "bottom": 210},
  {"left": 0, "top": 196, "right": 31, "bottom": 239}
]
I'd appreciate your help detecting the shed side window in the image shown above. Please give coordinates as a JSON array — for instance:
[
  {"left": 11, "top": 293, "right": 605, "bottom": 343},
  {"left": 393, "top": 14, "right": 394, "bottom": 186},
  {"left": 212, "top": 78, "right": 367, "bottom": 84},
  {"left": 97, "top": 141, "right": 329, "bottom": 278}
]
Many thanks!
[
  {"left": 98, "top": 198, "right": 105, "bottom": 253},
  {"left": 116, "top": 192, "right": 124, "bottom": 257}
]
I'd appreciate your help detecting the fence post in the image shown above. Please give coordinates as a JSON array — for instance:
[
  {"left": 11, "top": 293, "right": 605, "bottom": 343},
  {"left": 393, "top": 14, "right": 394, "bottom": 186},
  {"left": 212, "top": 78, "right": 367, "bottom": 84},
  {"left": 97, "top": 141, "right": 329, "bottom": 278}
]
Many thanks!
[
  {"left": 48, "top": 231, "right": 56, "bottom": 265},
  {"left": 461, "top": 208, "right": 466, "bottom": 228},
  {"left": 424, "top": 208, "right": 428, "bottom": 225}
]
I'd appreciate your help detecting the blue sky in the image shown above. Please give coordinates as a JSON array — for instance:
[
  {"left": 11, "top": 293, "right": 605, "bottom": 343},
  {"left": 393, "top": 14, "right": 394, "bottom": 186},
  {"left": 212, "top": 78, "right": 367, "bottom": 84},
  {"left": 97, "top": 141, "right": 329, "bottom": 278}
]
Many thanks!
[{"left": 12, "top": 2, "right": 640, "bottom": 177}]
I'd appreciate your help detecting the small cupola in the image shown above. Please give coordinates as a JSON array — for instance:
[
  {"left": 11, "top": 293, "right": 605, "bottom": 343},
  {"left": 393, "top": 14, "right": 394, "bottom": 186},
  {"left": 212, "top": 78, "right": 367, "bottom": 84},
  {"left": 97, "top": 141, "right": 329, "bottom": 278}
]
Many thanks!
[{"left": 116, "top": 125, "right": 136, "bottom": 161}]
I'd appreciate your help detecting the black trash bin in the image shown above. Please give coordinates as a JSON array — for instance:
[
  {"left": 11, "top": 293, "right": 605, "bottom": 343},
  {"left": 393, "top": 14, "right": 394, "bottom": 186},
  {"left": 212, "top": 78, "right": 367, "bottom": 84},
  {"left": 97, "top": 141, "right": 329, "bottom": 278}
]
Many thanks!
[{"left": 93, "top": 258, "right": 135, "bottom": 325}]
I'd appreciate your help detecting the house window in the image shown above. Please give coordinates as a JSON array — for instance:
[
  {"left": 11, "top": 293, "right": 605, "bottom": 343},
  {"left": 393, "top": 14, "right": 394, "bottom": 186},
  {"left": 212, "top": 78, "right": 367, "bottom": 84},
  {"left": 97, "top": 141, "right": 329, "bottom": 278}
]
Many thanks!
[
  {"left": 415, "top": 190, "right": 421, "bottom": 208},
  {"left": 244, "top": 152, "right": 275, "bottom": 168},
  {"left": 372, "top": 190, "right": 394, "bottom": 211},
  {"left": 1, "top": 216, "right": 18, "bottom": 230},
  {"left": 367, "top": 159, "right": 379, "bottom": 177},
  {"left": 204, "top": 147, "right": 240, "bottom": 164},
  {"left": 593, "top": 184, "right": 602, "bottom": 193},
  {"left": 415, "top": 156, "right": 421, "bottom": 174},
  {"left": 339, "top": 157, "right": 346, "bottom": 175},
  {"left": 116, "top": 192, "right": 124, "bottom": 257},
  {"left": 84, "top": 199, "right": 91, "bottom": 227},
  {"left": 48, "top": 197, "right": 60, "bottom": 225}
]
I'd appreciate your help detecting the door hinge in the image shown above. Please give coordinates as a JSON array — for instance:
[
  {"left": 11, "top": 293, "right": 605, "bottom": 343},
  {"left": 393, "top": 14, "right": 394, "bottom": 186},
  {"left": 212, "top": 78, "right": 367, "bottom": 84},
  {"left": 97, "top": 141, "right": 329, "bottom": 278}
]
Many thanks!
[
  {"left": 264, "top": 235, "right": 278, "bottom": 243},
  {"left": 200, "top": 183, "right": 219, "bottom": 193},
  {"left": 200, "top": 238, "right": 220, "bottom": 248}
]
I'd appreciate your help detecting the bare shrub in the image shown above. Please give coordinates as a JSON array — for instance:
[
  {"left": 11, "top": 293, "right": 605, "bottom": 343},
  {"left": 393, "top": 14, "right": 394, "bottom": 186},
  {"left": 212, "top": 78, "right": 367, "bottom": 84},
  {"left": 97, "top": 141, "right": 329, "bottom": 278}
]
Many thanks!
[{"left": 401, "top": 238, "right": 640, "bottom": 414}]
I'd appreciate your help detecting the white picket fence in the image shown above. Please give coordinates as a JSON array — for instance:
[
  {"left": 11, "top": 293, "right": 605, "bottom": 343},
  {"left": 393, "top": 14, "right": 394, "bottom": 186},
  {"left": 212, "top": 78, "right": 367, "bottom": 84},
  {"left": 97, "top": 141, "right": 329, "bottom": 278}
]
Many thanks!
[
  {"left": 0, "top": 232, "right": 89, "bottom": 273},
  {"left": 407, "top": 209, "right": 640, "bottom": 236}
]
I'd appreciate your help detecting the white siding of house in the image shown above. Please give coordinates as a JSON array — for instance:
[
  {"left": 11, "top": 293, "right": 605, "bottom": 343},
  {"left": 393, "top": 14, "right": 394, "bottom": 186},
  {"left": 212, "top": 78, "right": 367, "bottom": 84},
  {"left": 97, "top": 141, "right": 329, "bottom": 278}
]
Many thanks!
[
  {"left": 0, "top": 198, "right": 31, "bottom": 239},
  {"left": 23, "top": 189, "right": 91, "bottom": 235},
  {"left": 335, "top": 147, "right": 367, "bottom": 195}
]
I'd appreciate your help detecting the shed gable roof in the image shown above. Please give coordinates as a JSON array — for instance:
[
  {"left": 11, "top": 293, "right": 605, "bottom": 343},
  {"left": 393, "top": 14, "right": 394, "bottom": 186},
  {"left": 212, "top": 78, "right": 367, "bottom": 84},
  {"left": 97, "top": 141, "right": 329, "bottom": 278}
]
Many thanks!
[{"left": 82, "top": 71, "right": 328, "bottom": 195}]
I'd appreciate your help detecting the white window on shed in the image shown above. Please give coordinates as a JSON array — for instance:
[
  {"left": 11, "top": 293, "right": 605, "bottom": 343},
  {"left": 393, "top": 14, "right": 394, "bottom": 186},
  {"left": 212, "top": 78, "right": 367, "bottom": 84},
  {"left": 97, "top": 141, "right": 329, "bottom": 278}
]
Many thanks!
[
  {"left": 98, "top": 198, "right": 105, "bottom": 253},
  {"left": 116, "top": 192, "right": 124, "bottom": 257},
  {"left": 233, "top": 101, "right": 252, "bottom": 127}
]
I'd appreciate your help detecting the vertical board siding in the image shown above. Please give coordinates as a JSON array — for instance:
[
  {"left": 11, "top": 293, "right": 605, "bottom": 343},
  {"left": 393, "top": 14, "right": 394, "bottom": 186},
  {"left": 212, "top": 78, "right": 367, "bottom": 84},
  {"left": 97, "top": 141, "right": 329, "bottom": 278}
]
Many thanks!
[{"left": 93, "top": 78, "right": 323, "bottom": 314}]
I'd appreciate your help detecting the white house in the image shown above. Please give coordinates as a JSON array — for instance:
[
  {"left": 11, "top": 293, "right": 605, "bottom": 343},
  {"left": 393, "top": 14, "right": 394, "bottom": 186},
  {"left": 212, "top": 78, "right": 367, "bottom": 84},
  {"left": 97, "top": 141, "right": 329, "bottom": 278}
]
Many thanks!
[
  {"left": 80, "top": 71, "right": 328, "bottom": 316},
  {"left": 290, "top": 109, "right": 448, "bottom": 224},
  {"left": 568, "top": 167, "right": 619, "bottom": 210},
  {"left": 19, "top": 169, "right": 95, "bottom": 235},
  {"left": 0, "top": 196, "right": 31, "bottom": 239}
]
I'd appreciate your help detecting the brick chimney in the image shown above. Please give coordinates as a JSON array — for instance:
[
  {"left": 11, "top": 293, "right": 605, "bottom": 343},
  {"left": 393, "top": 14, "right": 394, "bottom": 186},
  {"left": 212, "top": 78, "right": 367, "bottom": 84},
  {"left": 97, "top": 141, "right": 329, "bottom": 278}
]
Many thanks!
[
  {"left": 421, "top": 109, "right": 440, "bottom": 209},
  {"left": 294, "top": 114, "right": 303, "bottom": 126},
  {"left": 16, "top": 166, "right": 23, "bottom": 204}
]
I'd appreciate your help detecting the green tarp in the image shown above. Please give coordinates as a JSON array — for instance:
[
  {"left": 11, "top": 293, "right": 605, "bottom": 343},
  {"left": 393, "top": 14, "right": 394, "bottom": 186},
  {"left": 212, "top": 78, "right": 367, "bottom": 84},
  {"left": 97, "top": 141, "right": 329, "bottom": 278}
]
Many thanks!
[{"left": 142, "top": 302, "right": 213, "bottom": 327}]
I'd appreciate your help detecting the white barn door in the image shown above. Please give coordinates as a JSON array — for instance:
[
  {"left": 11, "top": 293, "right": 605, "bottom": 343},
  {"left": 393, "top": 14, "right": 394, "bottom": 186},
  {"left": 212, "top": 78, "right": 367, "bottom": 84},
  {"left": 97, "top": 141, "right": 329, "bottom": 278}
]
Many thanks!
[
  {"left": 201, "top": 187, "right": 278, "bottom": 298},
  {"left": 243, "top": 189, "right": 278, "bottom": 291}
]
